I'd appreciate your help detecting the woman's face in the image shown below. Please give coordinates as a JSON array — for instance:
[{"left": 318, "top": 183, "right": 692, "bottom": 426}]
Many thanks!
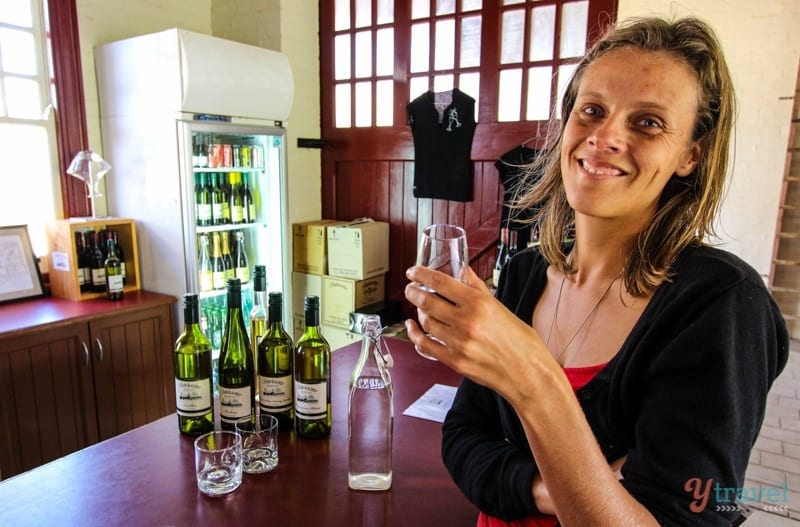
[{"left": 560, "top": 47, "right": 701, "bottom": 230}]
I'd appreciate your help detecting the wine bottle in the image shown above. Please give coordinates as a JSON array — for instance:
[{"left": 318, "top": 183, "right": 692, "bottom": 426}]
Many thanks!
[
  {"left": 249, "top": 265, "right": 268, "bottom": 360},
  {"left": 294, "top": 295, "right": 331, "bottom": 438},
  {"left": 221, "top": 173, "right": 231, "bottom": 224},
  {"left": 210, "top": 232, "right": 226, "bottom": 290},
  {"left": 220, "top": 231, "right": 235, "bottom": 281},
  {"left": 198, "top": 234, "right": 213, "bottom": 293},
  {"left": 233, "top": 230, "right": 250, "bottom": 283},
  {"left": 108, "top": 230, "right": 126, "bottom": 284},
  {"left": 174, "top": 293, "right": 214, "bottom": 435},
  {"left": 196, "top": 173, "right": 212, "bottom": 226},
  {"left": 210, "top": 173, "right": 225, "bottom": 226},
  {"left": 90, "top": 231, "right": 106, "bottom": 293},
  {"left": 505, "top": 229, "right": 518, "bottom": 267},
  {"left": 258, "top": 291, "right": 294, "bottom": 429},
  {"left": 74, "top": 231, "right": 90, "bottom": 293},
  {"left": 104, "top": 237, "right": 124, "bottom": 300},
  {"left": 230, "top": 172, "right": 244, "bottom": 224},
  {"left": 348, "top": 314, "right": 393, "bottom": 490},
  {"left": 218, "top": 278, "right": 256, "bottom": 431},
  {"left": 198, "top": 134, "right": 209, "bottom": 169},
  {"left": 242, "top": 172, "right": 256, "bottom": 223},
  {"left": 493, "top": 227, "right": 509, "bottom": 288}
]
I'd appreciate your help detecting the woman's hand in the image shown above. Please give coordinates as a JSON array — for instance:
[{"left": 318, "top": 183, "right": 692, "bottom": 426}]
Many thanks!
[{"left": 404, "top": 265, "right": 554, "bottom": 403}]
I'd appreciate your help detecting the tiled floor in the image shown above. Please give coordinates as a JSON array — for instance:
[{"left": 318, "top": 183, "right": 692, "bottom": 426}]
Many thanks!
[{"left": 741, "top": 340, "right": 800, "bottom": 524}]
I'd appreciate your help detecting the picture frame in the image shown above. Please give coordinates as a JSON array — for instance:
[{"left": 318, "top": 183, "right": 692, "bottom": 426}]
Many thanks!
[{"left": 0, "top": 225, "right": 45, "bottom": 304}]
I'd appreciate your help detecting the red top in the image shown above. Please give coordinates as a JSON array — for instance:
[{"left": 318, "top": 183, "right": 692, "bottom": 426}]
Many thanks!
[{"left": 476, "top": 362, "right": 607, "bottom": 527}]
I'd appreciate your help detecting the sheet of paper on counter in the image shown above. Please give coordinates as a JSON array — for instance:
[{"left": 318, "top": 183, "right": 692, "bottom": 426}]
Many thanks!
[{"left": 403, "top": 384, "right": 458, "bottom": 423}]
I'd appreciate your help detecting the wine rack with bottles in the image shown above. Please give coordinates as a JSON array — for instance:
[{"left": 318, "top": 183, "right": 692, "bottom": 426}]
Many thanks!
[{"left": 47, "top": 218, "right": 141, "bottom": 301}]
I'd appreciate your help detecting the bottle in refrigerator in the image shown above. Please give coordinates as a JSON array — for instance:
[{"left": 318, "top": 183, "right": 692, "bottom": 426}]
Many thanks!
[
  {"left": 234, "top": 231, "right": 250, "bottom": 283},
  {"left": 220, "top": 231, "right": 235, "bottom": 281},
  {"left": 241, "top": 172, "right": 255, "bottom": 223},
  {"left": 294, "top": 295, "right": 331, "bottom": 439},
  {"left": 229, "top": 172, "right": 244, "bottom": 224},
  {"left": 210, "top": 173, "right": 225, "bottom": 226},
  {"left": 218, "top": 278, "right": 256, "bottom": 431},
  {"left": 258, "top": 291, "right": 294, "bottom": 429},
  {"left": 196, "top": 173, "right": 212, "bottom": 226},
  {"left": 198, "top": 234, "right": 213, "bottom": 293},
  {"left": 174, "top": 293, "right": 214, "bottom": 435},
  {"left": 104, "top": 237, "right": 124, "bottom": 300},
  {"left": 348, "top": 314, "right": 393, "bottom": 490},
  {"left": 211, "top": 232, "right": 226, "bottom": 290},
  {"left": 197, "top": 134, "right": 208, "bottom": 169},
  {"left": 249, "top": 265, "right": 268, "bottom": 358}
]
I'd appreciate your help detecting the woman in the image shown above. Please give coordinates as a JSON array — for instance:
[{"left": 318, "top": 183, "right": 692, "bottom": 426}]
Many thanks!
[{"left": 404, "top": 16, "right": 788, "bottom": 526}]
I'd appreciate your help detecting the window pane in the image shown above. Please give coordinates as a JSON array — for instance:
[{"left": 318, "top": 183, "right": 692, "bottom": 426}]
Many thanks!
[
  {"left": 433, "top": 74, "right": 454, "bottom": 93},
  {"left": 500, "top": 9, "right": 524, "bottom": 64},
  {"left": 556, "top": 63, "right": 578, "bottom": 118},
  {"left": 409, "top": 76, "right": 428, "bottom": 100},
  {"left": 411, "top": 0, "right": 429, "bottom": 19},
  {"left": 5, "top": 77, "right": 40, "bottom": 119},
  {"left": 376, "top": 28, "right": 394, "bottom": 76},
  {"left": 0, "top": 123, "right": 54, "bottom": 255},
  {"left": 410, "top": 22, "right": 430, "bottom": 73},
  {"left": 335, "top": 83, "right": 352, "bottom": 128},
  {"left": 503, "top": 0, "right": 525, "bottom": 4},
  {"left": 377, "top": 0, "right": 393, "bottom": 24},
  {"left": 526, "top": 66, "right": 552, "bottom": 120},
  {"left": 498, "top": 68, "right": 522, "bottom": 122},
  {"left": 334, "top": 34, "right": 351, "bottom": 80},
  {"left": 0, "top": 0, "right": 33, "bottom": 27},
  {"left": 560, "top": 1, "right": 588, "bottom": 58},
  {"left": 376, "top": 79, "right": 393, "bottom": 126},
  {"left": 355, "top": 30, "right": 372, "bottom": 78},
  {"left": 436, "top": 0, "right": 455, "bottom": 16},
  {"left": 0, "top": 28, "right": 37, "bottom": 75},
  {"left": 529, "top": 5, "right": 555, "bottom": 62},
  {"left": 434, "top": 18, "right": 455, "bottom": 71},
  {"left": 355, "top": 81, "right": 372, "bottom": 127},
  {"left": 334, "top": 0, "right": 350, "bottom": 31},
  {"left": 355, "top": 0, "right": 372, "bottom": 28},
  {"left": 459, "top": 15, "right": 481, "bottom": 68},
  {"left": 462, "top": 0, "right": 482, "bottom": 11},
  {"left": 459, "top": 72, "right": 480, "bottom": 122}
]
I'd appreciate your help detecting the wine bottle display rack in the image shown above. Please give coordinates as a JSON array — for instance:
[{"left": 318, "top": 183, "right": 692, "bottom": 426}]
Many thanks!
[{"left": 47, "top": 218, "right": 141, "bottom": 301}]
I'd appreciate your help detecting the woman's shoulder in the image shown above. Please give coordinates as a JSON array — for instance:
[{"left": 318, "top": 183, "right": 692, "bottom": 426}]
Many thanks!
[{"left": 671, "top": 244, "right": 766, "bottom": 290}]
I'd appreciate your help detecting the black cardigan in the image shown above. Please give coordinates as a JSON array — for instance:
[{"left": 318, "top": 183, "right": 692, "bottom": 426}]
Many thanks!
[{"left": 442, "top": 244, "right": 789, "bottom": 526}]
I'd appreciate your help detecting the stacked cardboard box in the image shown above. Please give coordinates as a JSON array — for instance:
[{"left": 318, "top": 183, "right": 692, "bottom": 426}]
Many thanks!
[{"left": 291, "top": 218, "right": 390, "bottom": 350}]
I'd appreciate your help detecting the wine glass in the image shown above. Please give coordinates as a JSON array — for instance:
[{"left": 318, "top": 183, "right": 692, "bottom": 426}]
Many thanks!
[{"left": 414, "top": 224, "right": 468, "bottom": 360}]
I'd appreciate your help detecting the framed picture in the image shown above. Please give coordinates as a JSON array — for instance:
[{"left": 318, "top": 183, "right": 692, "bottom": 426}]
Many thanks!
[{"left": 0, "top": 225, "right": 45, "bottom": 304}]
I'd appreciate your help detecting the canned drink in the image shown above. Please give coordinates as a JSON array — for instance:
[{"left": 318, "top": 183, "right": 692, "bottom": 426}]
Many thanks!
[
  {"left": 241, "top": 145, "right": 251, "bottom": 168},
  {"left": 251, "top": 145, "right": 262, "bottom": 168},
  {"left": 233, "top": 145, "right": 241, "bottom": 167},
  {"left": 222, "top": 144, "right": 232, "bottom": 168},
  {"left": 208, "top": 144, "right": 221, "bottom": 168}
]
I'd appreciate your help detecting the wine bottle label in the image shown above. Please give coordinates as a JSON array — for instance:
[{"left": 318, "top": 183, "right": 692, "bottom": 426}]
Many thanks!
[
  {"left": 235, "top": 267, "right": 250, "bottom": 283},
  {"left": 92, "top": 268, "right": 106, "bottom": 286},
  {"left": 259, "top": 375, "right": 292, "bottom": 412},
  {"left": 212, "top": 270, "right": 226, "bottom": 289},
  {"left": 219, "top": 386, "right": 252, "bottom": 423},
  {"left": 120, "top": 262, "right": 126, "bottom": 279},
  {"left": 107, "top": 274, "right": 124, "bottom": 292},
  {"left": 198, "top": 204, "right": 212, "bottom": 221},
  {"left": 232, "top": 206, "right": 244, "bottom": 223},
  {"left": 294, "top": 381, "right": 328, "bottom": 419},
  {"left": 199, "top": 270, "right": 213, "bottom": 292},
  {"left": 77, "top": 268, "right": 87, "bottom": 285},
  {"left": 175, "top": 379, "right": 212, "bottom": 417},
  {"left": 212, "top": 203, "right": 223, "bottom": 220},
  {"left": 492, "top": 268, "right": 501, "bottom": 288},
  {"left": 248, "top": 204, "right": 256, "bottom": 222}
]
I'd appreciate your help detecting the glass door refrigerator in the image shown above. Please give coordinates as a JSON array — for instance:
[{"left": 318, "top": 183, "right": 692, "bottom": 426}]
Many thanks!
[{"left": 95, "top": 29, "right": 294, "bottom": 380}]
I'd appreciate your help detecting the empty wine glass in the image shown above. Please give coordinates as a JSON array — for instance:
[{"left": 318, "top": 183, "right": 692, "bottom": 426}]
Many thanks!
[{"left": 414, "top": 224, "right": 468, "bottom": 360}]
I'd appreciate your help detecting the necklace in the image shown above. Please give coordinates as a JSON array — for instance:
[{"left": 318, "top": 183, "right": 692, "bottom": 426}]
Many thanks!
[{"left": 545, "top": 270, "right": 623, "bottom": 363}]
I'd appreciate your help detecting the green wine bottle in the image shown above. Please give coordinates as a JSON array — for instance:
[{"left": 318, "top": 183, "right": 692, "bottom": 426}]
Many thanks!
[
  {"left": 104, "top": 237, "right": 124, "bottom": 300},
  {"left": 294, "top": 295, "right": 331, "bottom": 438},
  {"left": 258, "top": 291, "right": 294, "bottom": 429},
  {"left": 174, "top": 293, "right": 214, "bottom": 435},
  {"left": 218, "top": 278, "right": 256, "bottom": 431}
]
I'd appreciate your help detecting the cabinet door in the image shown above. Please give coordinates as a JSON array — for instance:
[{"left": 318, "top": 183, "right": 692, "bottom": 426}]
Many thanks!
[
  {"left": 89, "top": 304, "right": 175, "bottom": 441},
  {"left": 0, "top": 325, "right": 97, "bottom": 479}
]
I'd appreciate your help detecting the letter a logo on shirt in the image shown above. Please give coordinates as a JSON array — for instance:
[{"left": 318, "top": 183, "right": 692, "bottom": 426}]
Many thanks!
[{"left": 446, "top": 108, "right": 462, "bottom": 132}]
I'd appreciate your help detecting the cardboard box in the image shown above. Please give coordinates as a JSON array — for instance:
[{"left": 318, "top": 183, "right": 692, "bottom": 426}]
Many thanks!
[
  {"left": 321, "top": 324, "right": 362, "bottom": 351},
  {"left": 321, "top": 274, "right": 385, "bottom": 329},
  {"left": 327, "top": 219, "right": 389, "bottom": 280},
  {"left": 292, "top": 272, "right": 323, "bottom": 319},
  {"left": 293, "top": 315, "right": 305, "bottom": 342},
  {"left": 292, "top": 220, "right": 346, "bottom": 275}
]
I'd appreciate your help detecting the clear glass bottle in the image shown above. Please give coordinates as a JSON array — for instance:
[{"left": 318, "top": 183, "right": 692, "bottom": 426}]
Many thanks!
[
  {"left": 174, "top": 293, "right": 214, "bottom": 435},
  {"left": 348, "top": 314, "right": 393, "bottom": 490},
  {"left": 294, "top": 295, "right": 331, "bottom": 438}
]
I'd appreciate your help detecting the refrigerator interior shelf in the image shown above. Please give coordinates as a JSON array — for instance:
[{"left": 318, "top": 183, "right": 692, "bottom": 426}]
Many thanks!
[
  {"left": 196, "top": 222, "right": 266, "bottom": 234},
  {"left": 193, "top": 168, "right": 265, "bottom": 173}
]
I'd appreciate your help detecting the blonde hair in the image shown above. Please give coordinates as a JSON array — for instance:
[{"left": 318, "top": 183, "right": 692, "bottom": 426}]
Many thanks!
[{"left": 516, "top": 17, "right": 736, "bottom": 296}]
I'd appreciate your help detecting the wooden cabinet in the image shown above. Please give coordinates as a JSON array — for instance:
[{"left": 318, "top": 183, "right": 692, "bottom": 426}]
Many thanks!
[{"left": 0, "top": 292, "right": 176, "bottom": 479}]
